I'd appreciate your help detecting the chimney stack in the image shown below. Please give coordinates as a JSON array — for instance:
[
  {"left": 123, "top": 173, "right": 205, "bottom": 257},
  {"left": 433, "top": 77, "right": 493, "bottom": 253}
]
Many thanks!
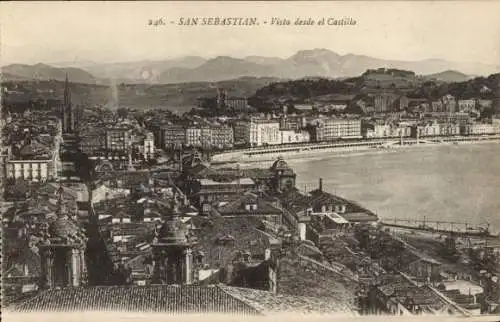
[{"left": 319, "top": 178, "right": 323, "bottom": 192}]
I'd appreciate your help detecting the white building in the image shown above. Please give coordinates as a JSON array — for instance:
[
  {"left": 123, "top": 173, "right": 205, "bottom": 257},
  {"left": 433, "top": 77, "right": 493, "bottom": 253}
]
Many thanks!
[
  {"left": 462, "top": 123, "right": 500, "bottom": 135},
  {"left": 5, "top": 139, "right": 60, "bottom": 182},
  {"left": 234, "top": 118, "right": 281, "bottom": 147},
  {"left": 5, "top": 159, "right": 56, "bottom": 182},
  {"left": 142, "top": 132, "right": 155, "bottom": 160},
  {"left": 279, "top": 130, "right": 310, "bottom": 144},
  {"left": 458, "top": 99, "right": 477, "bottom": 113}
]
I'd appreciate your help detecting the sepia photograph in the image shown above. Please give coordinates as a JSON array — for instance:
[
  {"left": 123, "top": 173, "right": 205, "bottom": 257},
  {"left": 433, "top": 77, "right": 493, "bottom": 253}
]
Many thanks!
[{"left": 1, "top": 1, "right": 499, "bottom": 321}]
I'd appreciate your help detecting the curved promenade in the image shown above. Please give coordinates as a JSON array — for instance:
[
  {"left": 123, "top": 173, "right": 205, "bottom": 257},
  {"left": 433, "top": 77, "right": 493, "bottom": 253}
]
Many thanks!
[{"left": 211, "top": 135, "right": 500, "bottom": 163}]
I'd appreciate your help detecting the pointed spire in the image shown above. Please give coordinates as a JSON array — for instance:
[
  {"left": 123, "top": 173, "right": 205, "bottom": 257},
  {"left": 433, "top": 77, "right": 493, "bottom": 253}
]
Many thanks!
[
  {"left": 63, "top": 73, "right": 72, "bottom": 133},
  {"left": 56, "top": 184, "right": 67, "bottom": 218}
]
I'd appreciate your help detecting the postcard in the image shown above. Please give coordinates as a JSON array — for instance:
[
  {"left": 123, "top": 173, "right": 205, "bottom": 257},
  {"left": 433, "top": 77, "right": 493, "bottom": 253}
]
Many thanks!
[{"left": 1, "top": 1, "right": 499, "bottom": 321}]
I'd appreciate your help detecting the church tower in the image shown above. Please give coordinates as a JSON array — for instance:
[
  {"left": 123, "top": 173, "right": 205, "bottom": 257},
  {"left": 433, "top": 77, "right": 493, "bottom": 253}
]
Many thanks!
[
  {"left": 39, "top": 186, "right": 87, "bottom": 289},
  {"left": 151, "top": 199, "right": 196, "bottom": 285},
  {"left": 62, "top": 74, "right": 75, "bottom": 133}
]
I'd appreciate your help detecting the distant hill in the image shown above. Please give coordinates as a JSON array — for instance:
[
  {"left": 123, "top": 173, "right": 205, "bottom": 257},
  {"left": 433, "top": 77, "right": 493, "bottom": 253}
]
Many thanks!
[
  {"left": 4, "top": 49, "right": 499, "bottom": 84},
  {"left": 157, "top": 56, "right": 272, "bottom": 83},
  {"left": 80, "top": 56, "right": 207, "bottom": 83},
  {"left": 1, "top": 76, "right": 281, "bottom": 113},
  {"left": 1, "top": 63, "right": 97, "bottom": 84},
  {"left": 424, "top": 70, "right": 472, "bottom": 83},
  {"left": 249, "top": 70, "right": 500, "bottom": 109},
  {"left": 153, "top": 49, "right": 500, "bottom": 84}
]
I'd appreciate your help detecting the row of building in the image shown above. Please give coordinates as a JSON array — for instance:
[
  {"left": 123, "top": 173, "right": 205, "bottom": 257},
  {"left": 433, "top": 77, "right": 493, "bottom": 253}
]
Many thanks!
[
  {"left": 300, "top": 93, "right": 494, "bottom": 115},
  {"left": 363, "top": 119, "right": 500, "bottom": 139},
  {"left": 79, "top": 122, "right": 155, "bottom": 164},
  {"left": 359, "top": 94, "right": 494, "bottom": 115},
  {"left": 151, "top": 114, "right": 500, "bottom": 149}
]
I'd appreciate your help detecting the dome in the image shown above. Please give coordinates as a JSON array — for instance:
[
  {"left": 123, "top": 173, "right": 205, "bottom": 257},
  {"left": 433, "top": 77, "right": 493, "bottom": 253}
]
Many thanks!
[
  {"left": 48, "top": 217, "right": 86, "bottom": 243},
  {"left": 270, "top": 156, "right": 294, "bottom": 175},
  {"left": 19, "top": 140, "right": 49, "bottom": 158},
  {"left": 156, "top": 215, "right": 191, "bottom": 245}
]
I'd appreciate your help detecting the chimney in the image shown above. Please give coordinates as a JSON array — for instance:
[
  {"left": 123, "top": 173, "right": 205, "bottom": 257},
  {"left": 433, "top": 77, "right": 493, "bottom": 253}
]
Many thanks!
[{"left": 319, "top": 178, "right": 323, "bottom": 192}]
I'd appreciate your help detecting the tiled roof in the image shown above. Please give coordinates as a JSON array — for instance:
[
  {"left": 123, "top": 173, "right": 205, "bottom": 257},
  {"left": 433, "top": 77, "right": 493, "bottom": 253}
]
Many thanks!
[
  {"left": 18, "top": 140, "right": 50, "bottom": 157},
  {"left": 375, "top": 275, "right": 458, "bottom": 312},
  {"left": 11, "top": 285, "right": 261, "bottom": 314},
  {"left": 308, "top": 190, "right": 375, "bottom": 215},
  {"left": 280, "top": 189, "right": 378, "bottom": 223},
  {"left": 216, "top": 192, "right": 282, "bottom": 216},
  {"left": 277, "top": 252, "right": 357, "bottom": 311},
  {"left": 295, "top": 242, "right": 323, "bottom": 258},
  {"left": 219, "top": 285, "right": 355, "bottom": 315},
  {"left": 191, "top": 216, "right": 273, "bottom": 268}
]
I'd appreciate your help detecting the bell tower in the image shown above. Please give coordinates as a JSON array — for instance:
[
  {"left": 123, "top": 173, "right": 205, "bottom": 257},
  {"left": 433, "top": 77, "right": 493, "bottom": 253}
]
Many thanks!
[
  {"left": 151, "top": 200, "right": 196, "bottom": 285},
  {"left": 39, "top": 186, "right": 87, "bottom": 289}
]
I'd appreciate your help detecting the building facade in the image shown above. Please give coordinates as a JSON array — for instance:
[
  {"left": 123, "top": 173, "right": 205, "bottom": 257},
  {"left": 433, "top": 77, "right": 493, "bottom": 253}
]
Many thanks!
[
  {"left": 163, "top": 125, "right": 186, "bottom": 149},
  {"left": 458, "top": 99, "right": 477, "bottom": 113},
  {"left": 279, "top": 130, "right": 310, "bottom": 144},
  {"left": 210, "top": 125, "right": 234, "bottom": 149},
  {"left": 461, "top": 122, "right": 500, "bottom": 135},
  {"left": 141, "top": 132, "right": 155, "bottom": 160},
  {"left": 234, "top": 118, "right": 281, "bottom": 147},
  {"left": 312, "top": 118, "right": 362, "bottom": 141},
  {"left": 105, "top": 126, "right": 132, "bottom": 152},
  {"left": 374, "top": 94, "right": 398, "bottom": 113}
]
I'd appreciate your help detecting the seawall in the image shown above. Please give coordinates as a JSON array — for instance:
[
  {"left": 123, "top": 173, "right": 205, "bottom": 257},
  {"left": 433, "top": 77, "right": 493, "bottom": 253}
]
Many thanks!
[{"left": 211, "top": 136, "right": 500, "bottom": 165}]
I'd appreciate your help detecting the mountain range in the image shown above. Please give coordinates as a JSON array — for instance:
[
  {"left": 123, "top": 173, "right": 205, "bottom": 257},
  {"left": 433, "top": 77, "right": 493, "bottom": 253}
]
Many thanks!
[{"left": 2, "top": 49, "right": 499, "bottom": 84}]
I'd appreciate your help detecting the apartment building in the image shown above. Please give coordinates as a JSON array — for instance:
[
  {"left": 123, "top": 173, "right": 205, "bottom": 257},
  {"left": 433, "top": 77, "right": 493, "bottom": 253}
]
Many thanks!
[
  {"left": 234, "top": 118, "right": 281, "bottom": 147},
  {"left": 105, "top": 126, "right": 132, "bottom": 152},
  {"left": 410, "top": 122, "right": 460, "bottom": 137},
  {"left": 139, "top": 132, "right": 155, "bottom": 160},
  {"left": 311, "top": 118, "right": 362, "bottom": 141},
  {"left": 457, "top": 99, "right": 476, "bottom": 112},
  {"left": 210, "top": 125, "right": 234, "bottom": 149},
  {"left": 5, "top": 139, "right": 60, "bottom": 182},
  {"left": 162, "top": 125, "right": 186, "bottom": 149},
  {"left": 461, "top": 122, "right": 500, "bottom": 135},
  {"left": 79, "top": 127, "right": 106, "bottom": 156},
  {"left": 279, "top": 130, "right": 310, "bottom": 144},
  {"left": 362, "top": 122, "right": 412, "bottom": 139}
]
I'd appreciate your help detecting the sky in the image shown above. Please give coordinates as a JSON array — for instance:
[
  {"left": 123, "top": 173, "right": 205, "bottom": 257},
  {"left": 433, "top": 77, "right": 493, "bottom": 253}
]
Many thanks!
[{"left": 1, "top": 1, "right": 500, "bottom": 66}]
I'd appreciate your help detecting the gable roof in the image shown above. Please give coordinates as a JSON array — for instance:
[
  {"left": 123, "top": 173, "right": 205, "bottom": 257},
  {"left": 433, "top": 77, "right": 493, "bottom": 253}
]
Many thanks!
[
  {"left": 219, "top": 285, "right": 355, "bottom": 315},
  {"left": 191, "top": 216, "right": 276, "bottom": 268},
  {"left": 11, "top": 285, "right": 260, "bottom": 314},
  {"left": 216, "top": 192, "right": 282, "bottom": 216},
  {"left": 277, "top": 252, "right": 357, "bottom": 311}
]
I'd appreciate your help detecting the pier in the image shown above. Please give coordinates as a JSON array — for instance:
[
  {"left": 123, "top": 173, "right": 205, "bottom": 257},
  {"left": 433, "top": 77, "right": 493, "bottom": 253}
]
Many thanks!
[{"left": 381, "top": 217, "right": 498, "bottom": 238}]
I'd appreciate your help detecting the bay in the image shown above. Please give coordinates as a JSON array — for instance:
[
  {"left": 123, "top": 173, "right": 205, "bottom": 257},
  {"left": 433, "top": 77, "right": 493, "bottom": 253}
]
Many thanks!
[{"left": 285, "top": 143, "right": 500, "bottom": 234}]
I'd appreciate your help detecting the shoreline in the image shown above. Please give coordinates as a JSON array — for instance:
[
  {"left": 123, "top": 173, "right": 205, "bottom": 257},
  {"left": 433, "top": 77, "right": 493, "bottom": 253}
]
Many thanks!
[{"left": 212, "top": 137, "right": 500, "bottom": 168}]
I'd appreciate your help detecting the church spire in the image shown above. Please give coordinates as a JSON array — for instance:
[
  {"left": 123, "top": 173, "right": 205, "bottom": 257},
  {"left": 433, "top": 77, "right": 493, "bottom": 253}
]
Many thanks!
[{"left": 63, "top": 73, "right": 73, "bottom": 133}]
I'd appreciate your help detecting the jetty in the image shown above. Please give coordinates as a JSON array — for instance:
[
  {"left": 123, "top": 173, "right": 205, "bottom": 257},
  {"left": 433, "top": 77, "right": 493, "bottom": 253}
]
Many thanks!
[{"left": 381, "top": 217, "right": 498, "bottom": 239}]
